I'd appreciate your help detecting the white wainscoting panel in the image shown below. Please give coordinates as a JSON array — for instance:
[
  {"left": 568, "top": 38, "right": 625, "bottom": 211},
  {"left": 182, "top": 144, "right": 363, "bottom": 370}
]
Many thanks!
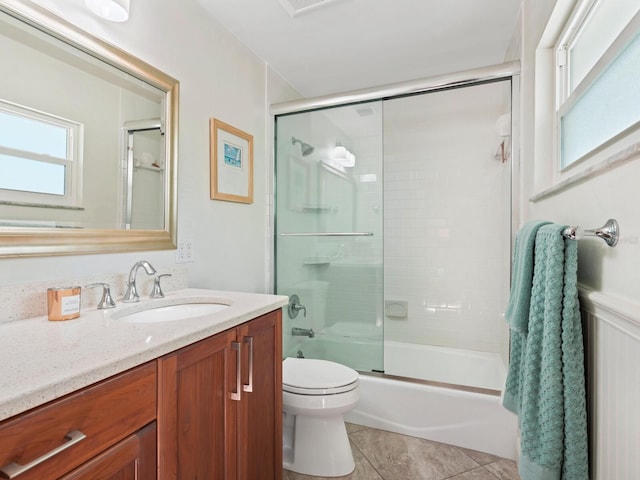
[{"left": 580, "top": 289, "right": 640, "bottom": 480}]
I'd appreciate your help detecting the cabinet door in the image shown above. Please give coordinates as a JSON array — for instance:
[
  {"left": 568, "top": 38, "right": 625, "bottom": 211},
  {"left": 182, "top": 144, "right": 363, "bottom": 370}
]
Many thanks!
[
  {"left": 158, "top": 329, "right": 238, "bottom": 480},
  {"left": 0, "top": 363, "right": 156, "bottom": 480},
  {"left": 237, "top": 310, "right": 282, "bottom": 480},
  {"left": 60, "top": 422, "right": 156, "bottom": 480}
]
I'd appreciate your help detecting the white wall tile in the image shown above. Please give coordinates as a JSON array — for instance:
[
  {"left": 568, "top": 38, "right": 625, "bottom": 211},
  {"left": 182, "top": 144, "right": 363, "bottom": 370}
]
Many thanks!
[{"left": 383, "top": 81, "right": 512, "bottom": 355}]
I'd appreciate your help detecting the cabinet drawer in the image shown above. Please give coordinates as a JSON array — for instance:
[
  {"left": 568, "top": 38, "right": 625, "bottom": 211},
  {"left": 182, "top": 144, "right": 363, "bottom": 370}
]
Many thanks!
[{"left": 0, "top": 362, "right": 156, "bottom": 480}]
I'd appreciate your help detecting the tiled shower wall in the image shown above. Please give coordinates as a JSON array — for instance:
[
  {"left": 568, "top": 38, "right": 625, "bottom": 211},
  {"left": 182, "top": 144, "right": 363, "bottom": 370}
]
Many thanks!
[
  {"left": 276, "top": 105, "right": 384, "bottom": 359},
  {"left": 383, "top": 81, "right": 512, "bottom": 355}
]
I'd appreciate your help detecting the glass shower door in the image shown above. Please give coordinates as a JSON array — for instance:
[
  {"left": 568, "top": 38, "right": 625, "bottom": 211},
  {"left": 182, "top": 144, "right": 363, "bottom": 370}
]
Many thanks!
[
  {"left": 275, "top": 101, "right": 383, "bottom": 372},
  {"left": 382, "top": 80, "right": 513, "bottom": 390}
]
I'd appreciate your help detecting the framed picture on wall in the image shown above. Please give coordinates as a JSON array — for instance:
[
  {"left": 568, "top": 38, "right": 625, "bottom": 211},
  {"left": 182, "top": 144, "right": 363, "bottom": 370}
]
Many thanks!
[{"left": 210, "top": 118, "right": 254, "bottom": 203}]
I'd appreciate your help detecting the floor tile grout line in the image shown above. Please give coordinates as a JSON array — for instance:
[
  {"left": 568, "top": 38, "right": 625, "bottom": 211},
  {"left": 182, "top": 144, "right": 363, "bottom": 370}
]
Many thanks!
[
  {"left": 441, "top": 464, "right": 503, "bottom": 480},
  {"left": 288, "top": 424, "right": 519, "bottom": 480},
  {"left": 347, "top": 430, "right": 386, "bottom": 479}
]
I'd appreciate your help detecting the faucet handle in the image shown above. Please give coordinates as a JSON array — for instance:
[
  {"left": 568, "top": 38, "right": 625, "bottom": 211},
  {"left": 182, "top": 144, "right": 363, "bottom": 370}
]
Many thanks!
[
  {"left": 86, "top": 283, "right": 116, "bottom": 309},
  {"left": 287, "top": 294, "right": 307, "bottom": 319},
  {"left": 150, "top": 274, "right": 171, "bottom": 299}
]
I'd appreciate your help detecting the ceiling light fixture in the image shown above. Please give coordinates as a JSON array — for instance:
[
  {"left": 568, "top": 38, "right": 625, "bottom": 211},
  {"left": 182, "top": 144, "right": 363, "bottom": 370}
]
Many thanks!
[
  {"left": 332, "top": 144, "right": 355, "bottom": 167},
  {"left": 85, "top": 0, "right": 130, "bottom": 22}
]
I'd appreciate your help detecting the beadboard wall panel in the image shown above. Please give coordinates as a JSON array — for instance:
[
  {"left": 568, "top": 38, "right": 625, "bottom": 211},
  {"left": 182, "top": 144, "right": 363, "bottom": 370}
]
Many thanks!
[{"left": 580, "top": 289, "right": 640, "bottom": 480}]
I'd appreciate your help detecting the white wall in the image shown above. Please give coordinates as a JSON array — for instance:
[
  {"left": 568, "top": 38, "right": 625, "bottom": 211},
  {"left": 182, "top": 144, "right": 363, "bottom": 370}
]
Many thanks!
[
  {"left": 513, "top": 1, "right": 640, "bottom": 477},
  {"left": 515, "top": 0, "right": 640, "bottom": 305},
  {"left": 0, "top": 0, "right": 299, "bottom": 294}
]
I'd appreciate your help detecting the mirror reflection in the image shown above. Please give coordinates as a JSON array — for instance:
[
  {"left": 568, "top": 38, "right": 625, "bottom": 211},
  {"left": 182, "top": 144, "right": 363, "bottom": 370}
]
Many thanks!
[{"left": 0, "top": 6, "right": 167, "bottom": 230}]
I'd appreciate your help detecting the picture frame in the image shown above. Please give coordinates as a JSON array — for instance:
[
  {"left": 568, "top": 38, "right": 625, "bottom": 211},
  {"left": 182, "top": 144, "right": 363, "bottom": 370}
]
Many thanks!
[{"left": 210, "top": 118, "right": 254, "bottom": 203}]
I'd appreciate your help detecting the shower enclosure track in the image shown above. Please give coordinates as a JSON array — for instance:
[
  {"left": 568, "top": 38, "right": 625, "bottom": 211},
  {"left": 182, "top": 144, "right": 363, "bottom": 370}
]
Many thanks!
[
  {"left": 279, "top": 232, "right": 374, "bottom": 237},
  {"left": 271, "top": 61, "right": 520, "bottom": 115}
]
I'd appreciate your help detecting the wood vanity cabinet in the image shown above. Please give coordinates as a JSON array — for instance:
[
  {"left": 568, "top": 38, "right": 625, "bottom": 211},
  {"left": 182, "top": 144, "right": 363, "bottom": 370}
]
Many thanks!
[
  {"left": 0, "top": 307, "right": 282, "bottom": 480},
  {"left": 157, "top": 309, "right": 282, "bottom": 480},
  {"left": 59, "top": 422, "right": 156, "bottom": 480},
  {"left": 0, "top": 362, "right": 157, "bottom": 480}
]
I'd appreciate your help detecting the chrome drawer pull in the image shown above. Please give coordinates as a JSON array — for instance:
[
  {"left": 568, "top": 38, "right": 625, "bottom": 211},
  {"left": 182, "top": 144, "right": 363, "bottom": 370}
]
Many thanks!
[
  {"left": 243, "top": 336, "right": 254, "bottom": 393},
  {"left": 230, "top": 341, "right": 241, "bottom": 401},
  {"left": 0, "top": 429, "right": 86, "bottom": 478}
]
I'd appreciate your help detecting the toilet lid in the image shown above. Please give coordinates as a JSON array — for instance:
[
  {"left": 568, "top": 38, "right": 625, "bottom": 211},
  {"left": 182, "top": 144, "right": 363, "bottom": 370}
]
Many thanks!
[{"left": 283, "top": 357, "right": 359, "bottom": 395}]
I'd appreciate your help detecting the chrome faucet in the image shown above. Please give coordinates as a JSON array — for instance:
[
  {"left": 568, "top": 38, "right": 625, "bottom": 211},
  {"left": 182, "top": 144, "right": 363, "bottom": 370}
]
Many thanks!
[
  {"left": 291, "top": 327, "right": 314, "bottom": 338},
  {"left": 86, "top": 282, "right": 116, "bottom": 309},
  {"left": 288, "top": 294, "right": 307, "bottom": 319},
  {"left": 122, "top": 260, "right": 157, "bottom": 303}
]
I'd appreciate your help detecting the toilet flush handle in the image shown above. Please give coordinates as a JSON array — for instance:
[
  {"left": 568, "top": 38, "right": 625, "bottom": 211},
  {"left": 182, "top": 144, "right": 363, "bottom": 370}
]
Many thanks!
[{"left": 288, "top": 294, "right": 307, "bottom": 319}]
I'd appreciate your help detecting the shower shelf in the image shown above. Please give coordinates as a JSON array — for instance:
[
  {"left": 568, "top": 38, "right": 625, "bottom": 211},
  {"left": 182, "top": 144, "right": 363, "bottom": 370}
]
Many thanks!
[
  {"left": 134, "top": 161, "right": 163, "bottom": 172},
  {"left": 303, "top": 257, "right": 331, "bottom": 265},
  {"left": 302, "top": 205, "right": 332, "bottom": 213}
]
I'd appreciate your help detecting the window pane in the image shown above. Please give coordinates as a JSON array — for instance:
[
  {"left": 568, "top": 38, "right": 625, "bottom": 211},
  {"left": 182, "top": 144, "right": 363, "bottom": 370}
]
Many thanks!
[
  {"left": 561, "top": 31, "right": 640, "bottom": 168},
  {"left": 569, "top": 2, "right": 640, "bottom": 92},
  {"left": 0, "top": 154, "right": 65, "bottom": 195},
  {"left": 0, "top": 111, "right": 67, "bottom": 158}
]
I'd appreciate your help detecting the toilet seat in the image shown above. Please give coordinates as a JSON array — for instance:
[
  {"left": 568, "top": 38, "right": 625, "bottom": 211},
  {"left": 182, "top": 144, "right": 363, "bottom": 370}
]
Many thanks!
[{"left": 283, "top": 357, "right": 359, "bottom": 395}]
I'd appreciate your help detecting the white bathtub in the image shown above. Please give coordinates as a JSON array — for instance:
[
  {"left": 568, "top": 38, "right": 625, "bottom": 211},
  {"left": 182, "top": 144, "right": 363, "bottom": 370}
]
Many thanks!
[
  {"left": 345, "top": 374, "right": 518, "bottom": 460},
  {"left": 286, "top": 333, "right": 517, "bottom": 460},
  {"left": 384, "top": 340, "right": 507, "bottom": 391}
]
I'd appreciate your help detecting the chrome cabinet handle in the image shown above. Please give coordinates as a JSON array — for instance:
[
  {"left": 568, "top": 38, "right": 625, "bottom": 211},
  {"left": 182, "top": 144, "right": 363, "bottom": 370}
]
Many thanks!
[
  {"left": 0, "top": 430, "right": 86, "bottom": 478},
  {"left": 243, "top": 336, "right": 254, "bottom": 393},
  {"left": 230, "top": 341, "right": 241, "bottom": 401}
]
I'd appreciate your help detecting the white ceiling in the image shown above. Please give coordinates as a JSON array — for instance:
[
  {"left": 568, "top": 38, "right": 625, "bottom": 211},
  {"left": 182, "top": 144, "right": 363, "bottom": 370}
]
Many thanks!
[{"left": 197, "top": 0, "right": 522, "bottom": 98}]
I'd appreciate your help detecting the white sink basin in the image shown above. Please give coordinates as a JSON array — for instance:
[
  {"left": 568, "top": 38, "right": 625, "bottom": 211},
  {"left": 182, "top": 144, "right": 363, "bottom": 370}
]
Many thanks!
[{"left": 113, "top": 299, "right": 231, "bottom": 323}]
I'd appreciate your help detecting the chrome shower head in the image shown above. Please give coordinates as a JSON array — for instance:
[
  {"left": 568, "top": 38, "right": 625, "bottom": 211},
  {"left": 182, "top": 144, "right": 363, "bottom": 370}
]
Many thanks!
[{"left": 291, "top": 137, "right": 314, "bottom": 156}]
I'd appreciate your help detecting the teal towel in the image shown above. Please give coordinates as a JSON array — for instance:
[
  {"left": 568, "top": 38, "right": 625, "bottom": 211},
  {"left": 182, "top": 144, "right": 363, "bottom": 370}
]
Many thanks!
[
  {"left": 505, "top": 220, "right": 551, "bottom": 333},
  {"left": 502, "top": 220, "right": 550, "bottom": 414},
  {"left": 504, "top": 224, "right": 589, "bottom": 480}
]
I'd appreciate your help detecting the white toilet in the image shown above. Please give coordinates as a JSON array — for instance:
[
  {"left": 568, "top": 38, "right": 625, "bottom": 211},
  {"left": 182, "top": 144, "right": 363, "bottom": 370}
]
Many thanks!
[{"left": 282, "top": 357, "right": 360, "bottom": 477}]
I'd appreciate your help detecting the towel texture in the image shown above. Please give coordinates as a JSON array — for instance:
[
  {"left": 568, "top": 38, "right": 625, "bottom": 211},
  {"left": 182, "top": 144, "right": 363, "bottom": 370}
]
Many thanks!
[
  {"left": 502, "top": 220, "right": 549, "bottom": 414},
  {"left": 504, "top": 224, "right": 589, "bottom": 480},
  {"left": 505, "top": 221, "right": 551, "bottom": 333}
]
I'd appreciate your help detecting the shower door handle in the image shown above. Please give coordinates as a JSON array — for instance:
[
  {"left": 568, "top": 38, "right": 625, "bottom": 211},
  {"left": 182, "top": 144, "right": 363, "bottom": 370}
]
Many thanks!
[
  {"left": 279, "top": 232, "right": 373, "bottom": 237},
  {"left": 243, "top": 336, "right": 254, "bottom": 393},
  {"left": 230, "top": 341, "right": 241, "bottom": 401}
]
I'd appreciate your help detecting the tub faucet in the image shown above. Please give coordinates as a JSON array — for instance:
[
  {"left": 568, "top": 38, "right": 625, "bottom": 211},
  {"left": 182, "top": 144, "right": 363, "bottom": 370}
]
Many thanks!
[
  {"left": 291, "top": 327, "right": 314, "bottom": 338},
  {"left": 122, "top": 260, "right": 157, "bottom": 303}
]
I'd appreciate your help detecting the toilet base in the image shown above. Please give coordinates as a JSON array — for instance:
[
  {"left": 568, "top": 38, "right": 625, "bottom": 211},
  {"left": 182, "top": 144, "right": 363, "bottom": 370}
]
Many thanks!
[{"left": 283, "top": 413, "right": 355, "bottom": 477}]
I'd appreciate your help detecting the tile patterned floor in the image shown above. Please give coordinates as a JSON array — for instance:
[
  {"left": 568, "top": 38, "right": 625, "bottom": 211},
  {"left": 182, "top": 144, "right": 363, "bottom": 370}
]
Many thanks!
[{"left": 283, "top": 423, "right": 520, "bottom": 480}]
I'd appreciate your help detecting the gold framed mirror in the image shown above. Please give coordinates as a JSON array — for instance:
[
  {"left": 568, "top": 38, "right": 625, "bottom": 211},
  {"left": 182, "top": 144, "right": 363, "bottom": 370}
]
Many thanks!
[{"left": 0, "top": 0, "right": 178, "bottom": 257}]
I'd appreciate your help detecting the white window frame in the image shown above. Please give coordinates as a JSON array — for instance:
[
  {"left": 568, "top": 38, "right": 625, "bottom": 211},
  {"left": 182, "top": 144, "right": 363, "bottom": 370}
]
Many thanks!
[
  {"left": 531, "top": 0, "right": 640, "bottom": 200},
  {"left": 555, "top": 0, "right": 640, "bottom": 174},
  {"left": 0, "top": 100, "right": 83, "bottom": 208}
]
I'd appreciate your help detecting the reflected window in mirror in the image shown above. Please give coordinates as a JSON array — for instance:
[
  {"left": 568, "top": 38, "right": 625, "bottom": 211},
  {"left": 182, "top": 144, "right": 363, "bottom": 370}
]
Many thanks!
[
  {"left": 0, "top": 1, "right": 178, "bottom": 257},
  {"left": 0, "top": 100, "right": 83, "bottom": 214}
]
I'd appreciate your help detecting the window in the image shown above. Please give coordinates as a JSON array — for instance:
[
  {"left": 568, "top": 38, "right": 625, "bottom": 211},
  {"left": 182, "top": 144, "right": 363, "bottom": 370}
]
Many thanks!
[
  {"left": 0, "top": 100, "right": 82, "bottom": 207},
  {"left": 555, "top": 1, "right": 640, "bottom": 170}
]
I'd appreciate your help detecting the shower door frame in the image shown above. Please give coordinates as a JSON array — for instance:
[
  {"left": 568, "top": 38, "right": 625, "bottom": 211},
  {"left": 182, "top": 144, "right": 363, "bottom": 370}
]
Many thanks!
[
  {"left": 271, "top": 61, "right": 521, "bottom": 392},
  {"left": 271, "top": 60, "right": 521, "bottom": 250}
]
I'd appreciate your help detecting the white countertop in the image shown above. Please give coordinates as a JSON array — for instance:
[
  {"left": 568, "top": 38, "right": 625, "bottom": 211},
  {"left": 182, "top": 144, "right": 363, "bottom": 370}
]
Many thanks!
[{"left": 0, "top": 288, "right": 288, "bottom": 421}]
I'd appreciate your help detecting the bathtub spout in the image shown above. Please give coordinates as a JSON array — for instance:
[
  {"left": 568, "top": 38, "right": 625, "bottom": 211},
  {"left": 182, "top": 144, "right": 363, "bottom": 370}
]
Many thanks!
[{"left": 292, "top": 327, "right": 315, "bottom": 338}]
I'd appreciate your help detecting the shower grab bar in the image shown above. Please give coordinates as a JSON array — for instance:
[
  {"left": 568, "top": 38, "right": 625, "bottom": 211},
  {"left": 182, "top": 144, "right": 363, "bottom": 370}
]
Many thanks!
[
  {"left": 561, "top": 218, "right": 619, "bottom": 247},
  {"left": 279, "top": 232, "right": 374, "bottom": 237}
]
